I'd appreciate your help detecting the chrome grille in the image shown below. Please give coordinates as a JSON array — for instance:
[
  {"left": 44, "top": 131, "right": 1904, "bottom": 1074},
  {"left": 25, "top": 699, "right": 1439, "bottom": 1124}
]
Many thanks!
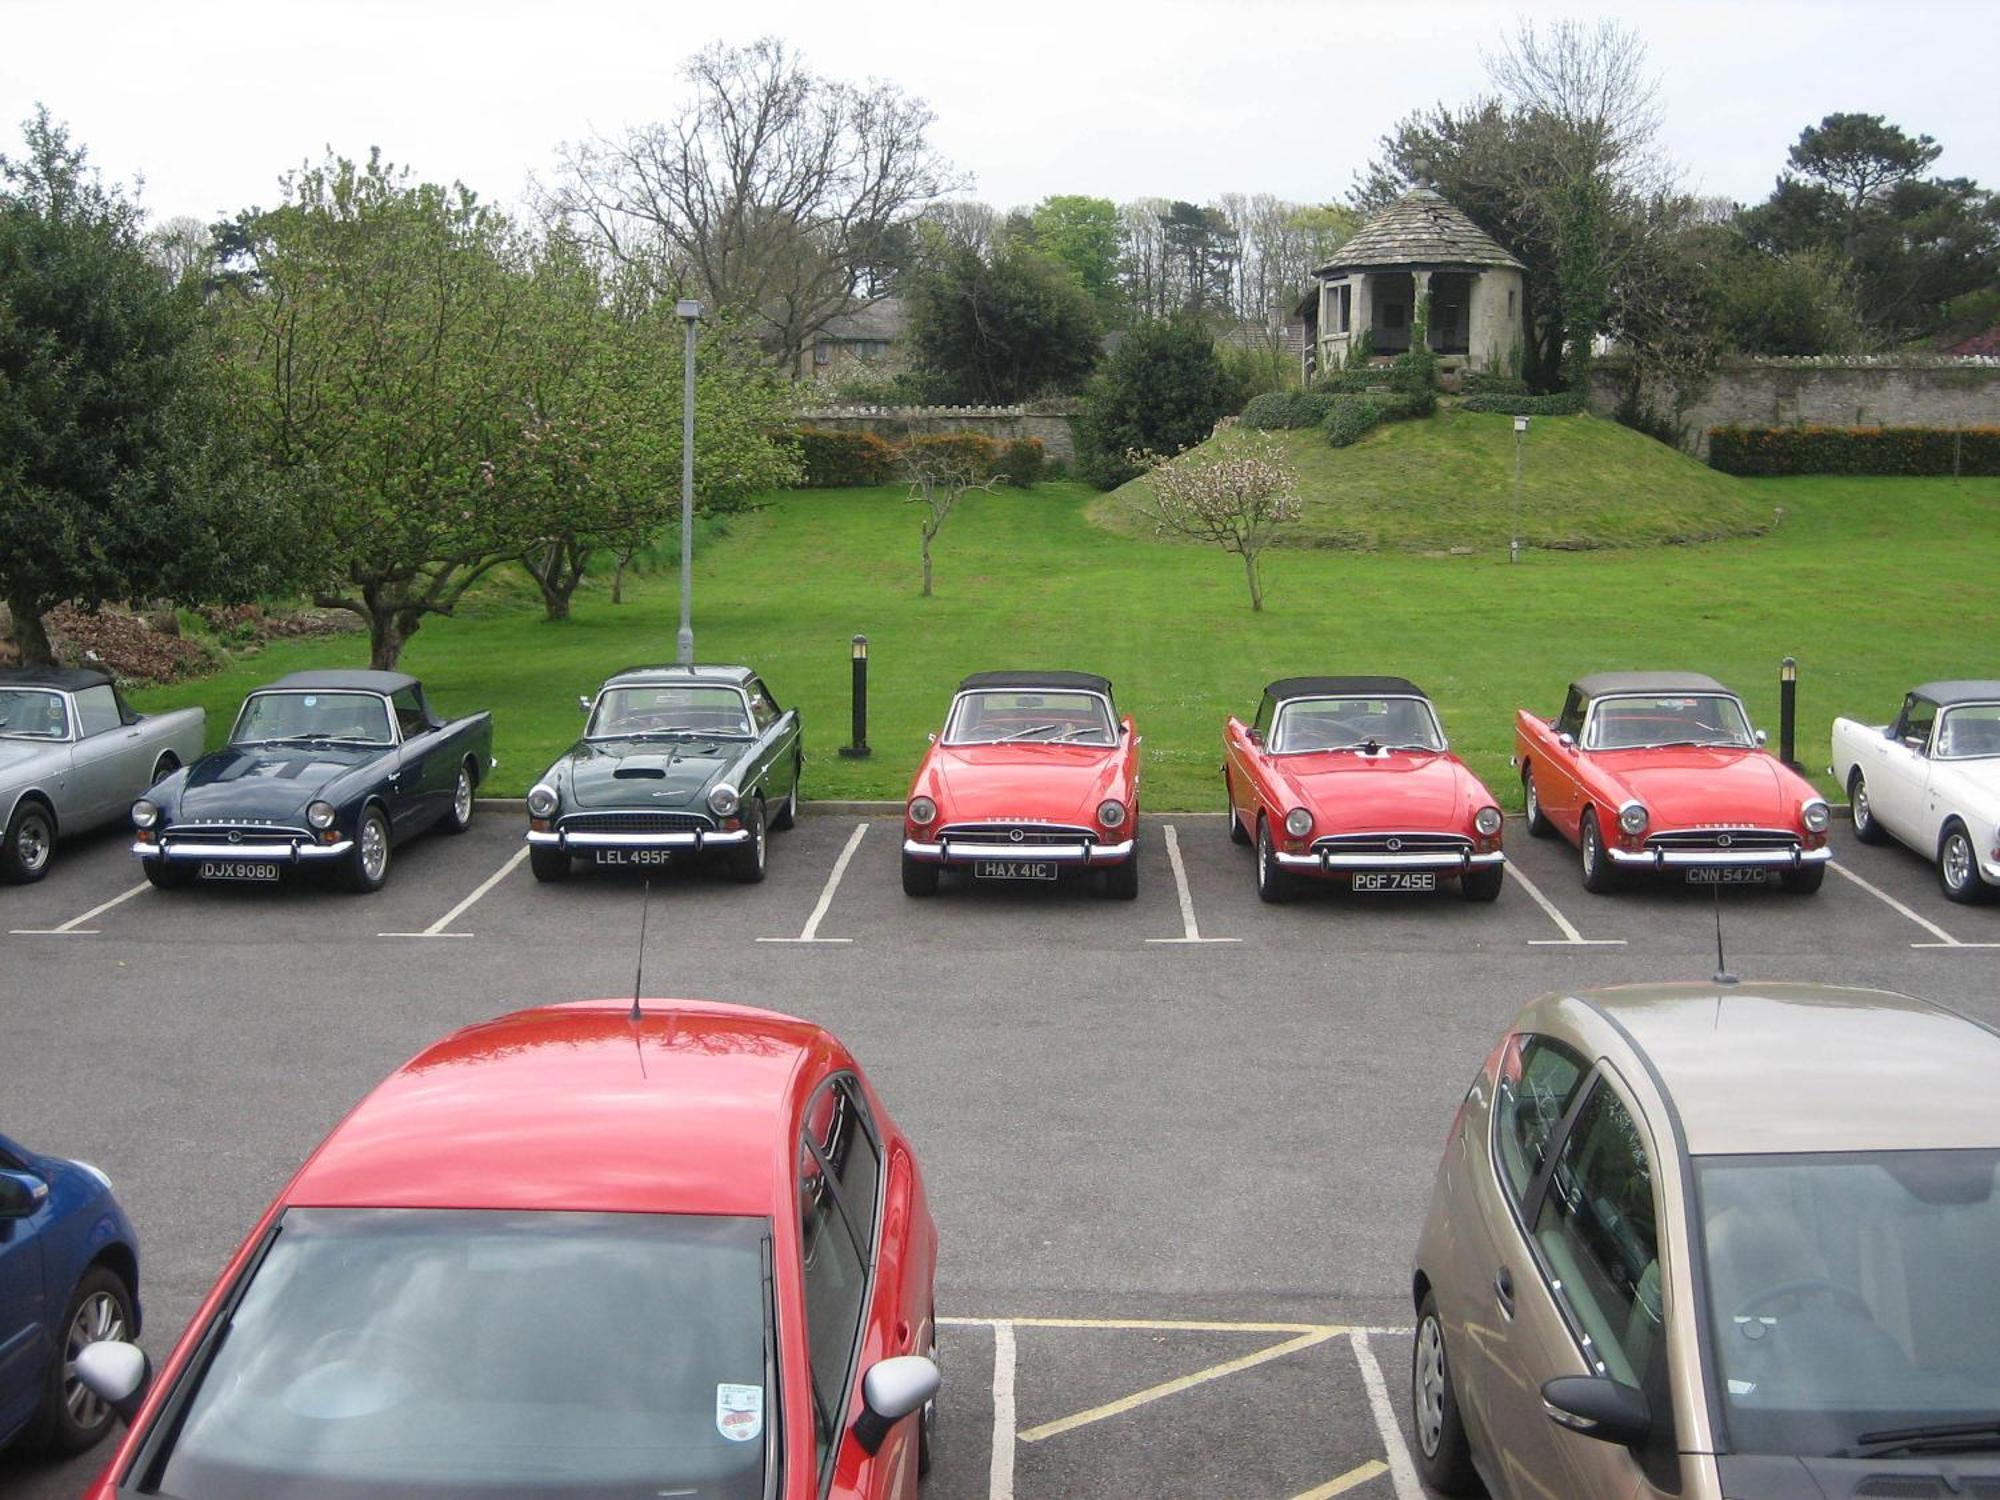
[
  {"left": 162, "top": 824, "right": 310, "bottom": 842},
  {"left": 1645, "top": 827, "right": 1798, "bottom": 852},
  {"left": 937, "top": 822, "right": 1096, "bottom": 846},
  {"left": 1311, "top": 832, "right": 1472, "bottom": 855},
  {"left": 559, "top": 811, "right": 712, "bottom": 835}
]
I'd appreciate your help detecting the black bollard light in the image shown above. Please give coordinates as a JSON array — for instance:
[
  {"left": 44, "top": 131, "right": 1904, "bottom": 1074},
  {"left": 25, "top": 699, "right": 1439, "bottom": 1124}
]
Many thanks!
[
  {"left": 838, "top": 634, "right": 871, "bottom": 759},
  {"left": 1779, "top": 656, "right": 1798, "bottom": 770}
]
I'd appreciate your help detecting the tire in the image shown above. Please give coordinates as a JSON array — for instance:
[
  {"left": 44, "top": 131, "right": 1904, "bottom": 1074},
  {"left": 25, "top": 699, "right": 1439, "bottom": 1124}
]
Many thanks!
[
  {"left": 1101, "top": 849, "right": 1139, "bottom": 900},
  {"left": 1849, "top": 769, "right": 1889, "bottom": 845},
  {"left": 529, "top": 843, "right": 572, "bottom": 883},
  {"left": 1459, "top": 865, "right": 1505, "bottom": 902},
  {"left": 1225, "top": 772, "right": 1250, "bottom": 846},
  {"left": 1411, "top": 1291, "right": 1479, "bottom": 1495},
  {"left": 902, "top": 850, "right": 939, "bottom": 897},
  {"left": 769, "top": 758, "right": 801, "bottom": 832},
  {"left": 1938, "top": 819, "right": 1988, "bottom": 905},
  {"left": 143, "top": 859, "right": 195, "bottom": 890},
  {"left": 1781, "top": 863, "right": 1826, "bottom": 895},
  {"left": 342, "top": 805, "right": 392, "bottom": 893},
  {"left": 149, "top": 752, "right": 180, "bottom": 785},
  {"left": 1255, "top": 816, "right": 1295, "bottom": 904},
  {"left": 37, "top": 1264, "right": 135, "bottom": 1457},
  {"left": 1579, "top": 808, "right": 1621, "bottom": 894},
  {"left": 439, "top": 762, "right": 476, "bottom": 834},
  {"left": 726, "top": 799, "right": 768, "bottom": 884},
  {"left": 1522, "top": 765, "right": 1554, "bottom": 838},
  {"left": 917, "top": 1309, "right": 939, "bottom": 1478},
  {"left": 1, "top": 799, "right": 56, "bottom": 884}
]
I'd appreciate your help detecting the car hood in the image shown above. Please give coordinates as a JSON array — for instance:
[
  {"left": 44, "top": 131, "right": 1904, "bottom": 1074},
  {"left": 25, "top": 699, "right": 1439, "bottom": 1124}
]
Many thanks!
[
  {"left": 0, "top": 738, "right": 62, "bottom": 782},
  {"left": 931, "top": 742, "right": 1124, "bottom": 824},
  {"left": 1274, "top": 751, "right": 1477, "bottom": 830},
  {"left": 1592, "top": 747, "right": 1803, "bottom": 826},
  {"left": 564, "top": 739, "right": 736, "bottom": 809},
  {"left": 174, "top": 743, "right": 384, "bottom": 823}
]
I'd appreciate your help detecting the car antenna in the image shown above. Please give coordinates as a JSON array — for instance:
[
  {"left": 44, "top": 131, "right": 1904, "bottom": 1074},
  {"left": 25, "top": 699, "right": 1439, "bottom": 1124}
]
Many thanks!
[
  {"left": 1711, "top": 882, "right": 1738, "bottom": 989},
  {"left": 631, "top": 878, "right": 652, "bottom": 1024}
]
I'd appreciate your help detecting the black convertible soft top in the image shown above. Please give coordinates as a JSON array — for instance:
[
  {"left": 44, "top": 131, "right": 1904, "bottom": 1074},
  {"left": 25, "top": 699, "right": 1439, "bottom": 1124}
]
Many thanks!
[
  {"left": 0, "top": 667, "right": 112, "bottom": 692},
  {"left": 1572, "top": 671, "right": 1730, "bottom": 698},
  {"left": 1912, "top": 680, "right": 2000, "bottom": 707},
  {"left": 958, "top": 671, "right": 1113, "bottom": 698},
  {"left": 1265, "top": 675, "right": 1427, "bottom": 701}
]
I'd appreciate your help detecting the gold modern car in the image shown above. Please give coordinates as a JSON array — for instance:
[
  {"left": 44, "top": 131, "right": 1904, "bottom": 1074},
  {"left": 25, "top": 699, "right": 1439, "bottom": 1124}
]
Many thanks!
[{"left": 1411, "top": 982, "right": 2000, "bottom": 1498}]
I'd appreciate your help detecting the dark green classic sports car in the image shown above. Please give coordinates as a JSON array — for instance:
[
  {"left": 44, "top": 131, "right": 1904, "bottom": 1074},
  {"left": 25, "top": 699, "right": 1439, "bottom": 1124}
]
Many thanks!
[{"left": 525, "top": 665, "right": 803, "bottom": 883}]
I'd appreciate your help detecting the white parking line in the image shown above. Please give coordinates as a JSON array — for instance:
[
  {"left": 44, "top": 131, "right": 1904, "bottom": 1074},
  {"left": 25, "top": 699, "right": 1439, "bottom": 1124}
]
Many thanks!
[
  {"left": 1511, "top": 865, "right": 1626, "bottom": 947},
  {"left": 1145, "top": 823, "right": 1240, "bottom": 944},
  {"left": 988, "top": 1320, "right": 1017, "bottom": 1500},
  {"left": 9, "top": 880, "right": 149, "bottom": 936},
  {"left": 1829, "top": 860, "right": 2000, "bottom": 949},
  {"left": 1349, "top": 1330, "right": 1423, "bottom": 1500},
  {"left": 378, "top": 847, "right": 527, "bottom": 938},
  {"left": 757, "top": 820, "right": 867, "bottom": 944}
]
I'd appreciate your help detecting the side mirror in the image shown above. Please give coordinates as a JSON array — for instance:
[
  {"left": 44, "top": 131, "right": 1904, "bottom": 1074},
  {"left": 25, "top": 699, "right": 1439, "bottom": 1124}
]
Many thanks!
[
  {"left": 1754, "top": 729, "right": 1768, "bottom": 747},
  {"left": 0, "top": 1170, "right": 48, "bottom": 1219},
  {"left": 927, "top": 732, "right": 937, "bottom": 744},
  {"left": 1247, "top": 728, "right": 1263, "bottom": 747},
  {"left": 1121, "top": 722, "right": 1132, "bottom": 737},
  {"left": 579, "top": 695, "right": 593, "bottom": 715},
  {"left": 1541, "top": 1375, "right": 1651, "bottom": 1447},
  {"left": 852, "top": 1354, "right": 940, "bottom": 1456},
  {"left": 1557, "top": 732, "right": 1577, "bottom": 751},
  {"left": 75, "top": 1340, "right": 150, "bottom": 1427}
]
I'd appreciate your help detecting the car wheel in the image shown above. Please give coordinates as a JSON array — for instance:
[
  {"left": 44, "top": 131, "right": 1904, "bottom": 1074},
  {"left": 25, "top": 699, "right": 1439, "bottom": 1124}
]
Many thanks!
[
  {"left": 1411, "top": 1291, "right": 1479, "bottom": 1495},
  {"left": 1255, "top": 816, "right": 1295, "bottom": 904},
  {"left": 1101, "top": 848, "right": 1139, "bottom": 900},
  {"left": 918, "top": 1309, "right": 939, "bottom": 1478},
  {"left": 1938, "top": 820, "right": 1988, "bottom": 905},
  {"left": 1522, "top": 765, "right": 1553, "bottom": 837},
  {"left": 1579, "top": 808, "right": 1620, "bottom": 894},
  {"left": 1459, "top": 865, "right": 1505, "bottom": 902},
  {"left": 1848, "top": 769, "right": 1888, "bottom": 845},
  {"left": 342, "top": 806, "right": 392, "bottom": 893},
  {"left": 1225, "top": 772, "right": 1251, "bottom": 846},
  {"left": 1, "top": 799, "right": 56, "bottom": 884},
  {"left": 727, "top": 798, "right": 768, "bottom": 884},
  {"left": 770, "top": 757, "right": 801, "bottom": 832},
  {"left": 439, "top": 763, "right": 475, "bottom": 834},
  {"left": 901, "top": 849, "right": 939, "bottom": 898},
  {"left": 1781, "top": 863, "right": 1826, "bottom": 895},
  {"left": 143, "top": 859, "right": 195, "bottom": 890},
  {"left": 149, "top": 752, "right": 180, "bottom": 785},
  {"left": 529, "top": 843, "right": 572, "bottom": 883},
  {"left": 39, "top": 1265, "right": 135, "bottom": 1456}
]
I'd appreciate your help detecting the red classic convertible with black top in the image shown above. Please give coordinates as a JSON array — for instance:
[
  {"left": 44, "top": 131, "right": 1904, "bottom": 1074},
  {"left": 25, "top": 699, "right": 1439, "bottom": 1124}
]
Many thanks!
[
  {"left": 1514, "top": 670, "right": 1832, "bottom": 894},
  {"left": 901, "top": 671, "right": 1140, "bottom": 899},
  {"left": 1223, "top": 676, "right": 1506, "bottom": 903}
]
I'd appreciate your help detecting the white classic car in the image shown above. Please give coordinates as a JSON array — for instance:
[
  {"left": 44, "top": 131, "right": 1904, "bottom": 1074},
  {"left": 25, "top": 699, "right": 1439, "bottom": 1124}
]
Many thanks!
[
  {"left": 1831, "top": 679, "right": 2000, "bottom": 902},
  {"left": 1, "top": 667, "right": 205, "bottom": 883}
]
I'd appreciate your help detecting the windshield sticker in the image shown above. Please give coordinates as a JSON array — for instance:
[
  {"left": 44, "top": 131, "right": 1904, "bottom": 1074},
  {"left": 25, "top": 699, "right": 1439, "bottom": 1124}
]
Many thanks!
[
  {"left": 716, "top": 1383, "right": 764, "bottom": 1443},
  {"left": 302, "top": 696, "right": 317, "bottom": 707}
]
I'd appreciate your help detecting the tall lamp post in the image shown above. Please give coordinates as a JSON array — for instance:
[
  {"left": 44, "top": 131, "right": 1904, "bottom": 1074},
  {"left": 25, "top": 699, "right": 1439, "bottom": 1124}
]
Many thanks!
[
  {"left": 1509, "top": 413, "right": 1530, "bottom": 563},
  {"left": 675, "top": 299, "right": 702, "bottom": 667}
]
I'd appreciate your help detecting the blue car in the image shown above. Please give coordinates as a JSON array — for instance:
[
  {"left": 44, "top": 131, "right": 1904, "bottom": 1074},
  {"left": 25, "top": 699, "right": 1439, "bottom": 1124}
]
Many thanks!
[{"left": 0, "top": 1133, "right": 140, "bottom": 1456}]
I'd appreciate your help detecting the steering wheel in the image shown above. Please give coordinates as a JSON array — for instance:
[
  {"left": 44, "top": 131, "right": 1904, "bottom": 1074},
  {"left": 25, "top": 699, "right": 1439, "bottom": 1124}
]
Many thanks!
[{"left": 1733, "top": 1277, "right": 1872, "bottom": 1324}]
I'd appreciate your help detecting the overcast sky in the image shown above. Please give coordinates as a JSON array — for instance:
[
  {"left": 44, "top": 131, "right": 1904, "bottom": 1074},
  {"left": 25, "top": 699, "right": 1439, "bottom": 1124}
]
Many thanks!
[{"left": 3, "top": 0, "right": 1995, "bottom": 229}]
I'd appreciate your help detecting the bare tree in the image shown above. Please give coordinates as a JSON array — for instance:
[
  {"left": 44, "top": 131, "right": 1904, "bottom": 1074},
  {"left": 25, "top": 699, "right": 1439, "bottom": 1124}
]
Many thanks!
[
  {"left": 1137, "top": 433, "right": 1301, "bottom": 612},
  {"left": 1486, "top": 18, "right": 1664, "bottom": 189},
  {"left": 905, "top": 446, "right": 999, "bottom": 598},
  {"left": 551, "top": 38, "right": 960, "bottom": 371},
  {"left": 144, "top": 213, "right": 214, "bottom": 288}
]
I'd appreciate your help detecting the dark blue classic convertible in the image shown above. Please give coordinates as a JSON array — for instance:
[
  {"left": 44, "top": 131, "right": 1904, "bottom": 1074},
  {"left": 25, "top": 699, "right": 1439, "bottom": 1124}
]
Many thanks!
[{"left": 131, "top": 670, "right": 494, "bottom": 893}]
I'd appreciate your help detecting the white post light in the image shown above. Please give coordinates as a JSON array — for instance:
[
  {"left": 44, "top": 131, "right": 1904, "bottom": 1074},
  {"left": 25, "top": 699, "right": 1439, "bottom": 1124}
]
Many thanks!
[
  {"left": 1510, "top": 413, "right": 1530, "bottom": 563},
  {"left": 675, "top": 299, "right": 702, "bottom": 666}
]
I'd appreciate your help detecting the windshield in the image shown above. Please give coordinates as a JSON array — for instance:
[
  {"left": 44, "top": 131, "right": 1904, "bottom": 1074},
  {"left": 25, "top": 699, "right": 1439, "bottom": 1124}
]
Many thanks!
[
  {"left": 1586, "top": 694, "right": 1755, "bottom": 750},
  {"left": 0, "top": 688, "right": 68, "bottom": 740},
  {"left": 944, "top": 690, "right": 1116, "bottom": 745},
  {"left": 152, "top": 1208, "right": 771, "bottom": 1499},
  {"left": 1938, "top": 704, "right": 2000, "bottom": 760},
  {"left": 1271, "top": 696, "right": 1444, "bottom": 753},
  {"left": 1697, "top": 1150, "right": 2000, "bottom": 1457},
  {"left": 590, "top": 685, "right": 751, "bottom": 740},
  {"left": 233, "top": 692, "right": 394, "bottom": 746}
]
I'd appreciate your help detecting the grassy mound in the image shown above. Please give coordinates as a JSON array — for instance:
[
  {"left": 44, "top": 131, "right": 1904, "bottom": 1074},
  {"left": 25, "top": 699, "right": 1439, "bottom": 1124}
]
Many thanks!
[{"left": 1093, "top": 409, "right": 1774, "bottom": 552}]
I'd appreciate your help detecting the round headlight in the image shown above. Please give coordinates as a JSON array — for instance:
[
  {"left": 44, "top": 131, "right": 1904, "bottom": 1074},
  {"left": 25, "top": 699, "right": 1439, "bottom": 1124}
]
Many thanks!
[
  {"left": 131, "top": 799, "right": 159, "bottom": 830},
  {"left": 1475, "top": 806, "right": 1503, "bottom": 838},
  {"left": 1618, "top": 801, "right": 1649, "bottom": 836},
  {"left": 908, "top": 796, "right": 937, "bottom": 826},
  {"left": 709, "top": 783, "right": 741, "bottom": 818},
  {"left": 1285, "top": 807, "right": 1313, "bottom": 839},
  {"left": 1802, "top": 799, "right": 1831, "bottom": 833},
  {"left": 526, "top": 784, "right": 559, "bottom": 819},
  {"left": 306, "top": 800, "right": 336, "bottom": 831},
  {"left": 1097, "top": 799, "right": 1127, "bottom": 829}
]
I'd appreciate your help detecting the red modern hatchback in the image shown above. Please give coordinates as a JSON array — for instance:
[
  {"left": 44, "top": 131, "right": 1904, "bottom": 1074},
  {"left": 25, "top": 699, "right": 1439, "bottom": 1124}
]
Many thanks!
[{"left": 75, "top": 999, "right": 940, "bottom": 1500}]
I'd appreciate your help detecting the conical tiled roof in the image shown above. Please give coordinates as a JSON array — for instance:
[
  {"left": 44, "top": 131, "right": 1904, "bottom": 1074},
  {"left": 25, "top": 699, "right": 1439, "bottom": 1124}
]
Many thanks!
[{"left": 1315, "top": 185, "right": 1523, "bottom": 274}]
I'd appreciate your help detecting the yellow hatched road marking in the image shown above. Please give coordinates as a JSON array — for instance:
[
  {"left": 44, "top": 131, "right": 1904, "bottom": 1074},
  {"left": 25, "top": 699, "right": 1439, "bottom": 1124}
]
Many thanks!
[{"left": 1289, "top": 1460, "right": 1390, "bottom": 1499}]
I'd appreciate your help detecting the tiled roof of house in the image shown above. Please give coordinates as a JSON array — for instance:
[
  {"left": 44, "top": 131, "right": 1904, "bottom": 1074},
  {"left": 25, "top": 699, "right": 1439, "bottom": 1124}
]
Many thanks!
[
  {"left": 818, "top": 296, "right": 907, "bottom": 342},
  {"left": 1314, "top": 185, "right": 1523, "bottom": 274}
]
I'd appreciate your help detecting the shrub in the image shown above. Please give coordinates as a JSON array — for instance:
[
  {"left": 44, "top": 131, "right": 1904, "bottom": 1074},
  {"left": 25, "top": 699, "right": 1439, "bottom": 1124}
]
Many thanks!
[
  {"left": 903, "top": 432, "right": 1002, "bottom": 476},
  {"left": 1388, "top": 346, "right": 1440, "bottom": 398},
  {"left": 1458, "top": 391, "right": 1588, "bottom": 416},
  {"left": 796, "top": 428, "right": 901, "bottom": 487},
  {"left": 1076, "top": 318, "right": 1239, "bottom": 489},
  {"left": 1460, "top": 370, "right": 1530, "bottom": 396},
  {"left": 1320, "top": 391, "right": 1436, "bottom": 448},
  {"left": 1241, "top": 391, "right": 1339, "bottom": 430},
  {"left": 1707, "top": 425, "right": 2000, "bottom": 476},
  {"left": 993, "top": 437, "right": 1047, "bottom": 488}
]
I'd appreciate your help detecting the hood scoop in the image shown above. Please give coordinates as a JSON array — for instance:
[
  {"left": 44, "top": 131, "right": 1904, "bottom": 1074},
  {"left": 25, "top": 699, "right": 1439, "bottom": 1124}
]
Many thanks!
[{"left": 614, "top": 765, "right": 669, "bottom": 779}]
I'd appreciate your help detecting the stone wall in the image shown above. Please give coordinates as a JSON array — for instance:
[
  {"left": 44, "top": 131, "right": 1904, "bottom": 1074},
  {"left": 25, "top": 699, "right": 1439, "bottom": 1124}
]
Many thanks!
[
  {"left": 1586, "top": 356, "right": 2000, "bottom": 460},
  {"left": 796, "top": 403, "right": 1082, "bottom": 464}
]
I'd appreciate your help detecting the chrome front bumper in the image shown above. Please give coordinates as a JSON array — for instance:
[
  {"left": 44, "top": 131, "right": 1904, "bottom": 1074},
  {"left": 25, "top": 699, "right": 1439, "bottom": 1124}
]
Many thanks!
[
  {"left": 1607, "top": 845, "right": 1831, "bottom": 869},
  {"left": 903, "top": 837, "right": 1135, "bottom": 866},
  {"left": 528, "top": 828, "right": 751, "bottom": 852},
  {"left": 137, "top": 839, "right": 353, "bottom": 863},
  {"left": 1275, "top": 849, "right": 1507, "bottom": 872}
]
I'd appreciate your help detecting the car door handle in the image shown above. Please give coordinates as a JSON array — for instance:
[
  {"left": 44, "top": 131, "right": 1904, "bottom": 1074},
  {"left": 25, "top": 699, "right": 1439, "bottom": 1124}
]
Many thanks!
[{"left": 1494, "top": 1267, "right": 1516, "bottom": 1319}]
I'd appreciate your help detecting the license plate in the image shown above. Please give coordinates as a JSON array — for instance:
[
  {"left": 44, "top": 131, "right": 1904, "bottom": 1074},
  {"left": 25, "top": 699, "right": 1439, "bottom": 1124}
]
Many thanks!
[
  {"left": 594, "top": 849, "right": 672, "bottom": 867},
  {"left": 1685, "top": 867, "right": 1769, "bottom": 885},
  {"left": 198, "top": 861, "right": 279, "bottom": 882},
  {"left": 973, "top": 860, "right": 1056, "bottom": 882},
  {"left": 1353, "top": 871, "right": 1436, "bottom": 893}
]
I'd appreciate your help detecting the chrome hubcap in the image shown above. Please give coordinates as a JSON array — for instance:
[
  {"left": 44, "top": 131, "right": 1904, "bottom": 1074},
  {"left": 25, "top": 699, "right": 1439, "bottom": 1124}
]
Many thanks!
[
  {"left": 1582, "top": 824, "right": 1598, "bottom": 874},
  {"left": 1524, "top": 773, "right": 1538, "bottom": 821},
  {"left": 63, "top": 1291, "right": 127, "bottom": 1429},
  {"left": 1414, "top": 1315, "right": 1446, "bottom": 1457},
  {"left": 18, "top": 816, "right": 50, "bottom": 873},
  {"left": 360, "top": 817, "right": 387, "bottom": 881},
  {"left": 1944, "top": 833, "right": 1973, "bottom": 889},
  {"left": 1257, "top": 826, "right": 1269, "bottom": 887},
  {"left": 454, "top": 770, "right": 473, "bottom": 824},
  {"left": 1854, "top": 780, "right": 1871, "bottom": 828}
]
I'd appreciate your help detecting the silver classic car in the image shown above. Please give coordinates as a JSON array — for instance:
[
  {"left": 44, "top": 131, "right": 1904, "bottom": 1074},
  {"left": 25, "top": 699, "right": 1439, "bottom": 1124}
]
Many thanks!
[{"left": 0, "top": 667, "right": 204, "bottom": 883}]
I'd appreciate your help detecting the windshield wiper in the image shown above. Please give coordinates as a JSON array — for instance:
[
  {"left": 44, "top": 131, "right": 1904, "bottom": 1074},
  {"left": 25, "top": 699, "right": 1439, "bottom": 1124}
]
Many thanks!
[
  {"left": 1002, "top": 723, "right": 1062, "bottom": 741},
  {"left": 1837, "top": 1418, "right": 2000, "bottom": 1459}
]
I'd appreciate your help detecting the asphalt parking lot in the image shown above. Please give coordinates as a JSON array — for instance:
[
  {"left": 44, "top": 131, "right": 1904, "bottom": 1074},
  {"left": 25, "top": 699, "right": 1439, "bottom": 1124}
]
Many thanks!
[{"left": 5, "top": 807, "right": 1998, "bottom": 1498}]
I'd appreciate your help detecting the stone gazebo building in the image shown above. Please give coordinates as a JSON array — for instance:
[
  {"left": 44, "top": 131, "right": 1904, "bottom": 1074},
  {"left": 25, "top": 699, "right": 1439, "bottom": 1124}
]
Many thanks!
[{"left": 1303, "top": 181, "right": 1524, "bottom": 380}]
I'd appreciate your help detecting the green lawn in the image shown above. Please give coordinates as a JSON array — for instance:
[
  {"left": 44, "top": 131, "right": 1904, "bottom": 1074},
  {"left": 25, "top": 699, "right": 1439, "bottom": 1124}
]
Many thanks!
[
  {"left": 1095, "top": 410, "right": 1771, "bottom": 551},
  {"left": 130, "top": 473, "right": 2000, "bottom": 810}
]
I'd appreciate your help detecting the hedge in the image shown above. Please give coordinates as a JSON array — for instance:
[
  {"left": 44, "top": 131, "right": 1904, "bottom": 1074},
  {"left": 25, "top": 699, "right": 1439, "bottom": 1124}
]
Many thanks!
[
  {"left": 1321, "top": 391, "right": 1434, "bottom": 448},
  {"left": 1459, "top": 370, "right": 1530, "bottom": 396},
  {"left": 1458, "top": 391, "right": 1587, "bottom": 416},
  {"left": 1707, "top": 424, "right": 2000, "bottom": 476},
  {"left": 1241, "top": 391, "right": 1341, "bottom": 429},
  {"left": 795, "top": 428, "right": 1047, "bottom": 488},
  {"left": 796, "top": 429, "right": 901, "bottom": 487}
]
